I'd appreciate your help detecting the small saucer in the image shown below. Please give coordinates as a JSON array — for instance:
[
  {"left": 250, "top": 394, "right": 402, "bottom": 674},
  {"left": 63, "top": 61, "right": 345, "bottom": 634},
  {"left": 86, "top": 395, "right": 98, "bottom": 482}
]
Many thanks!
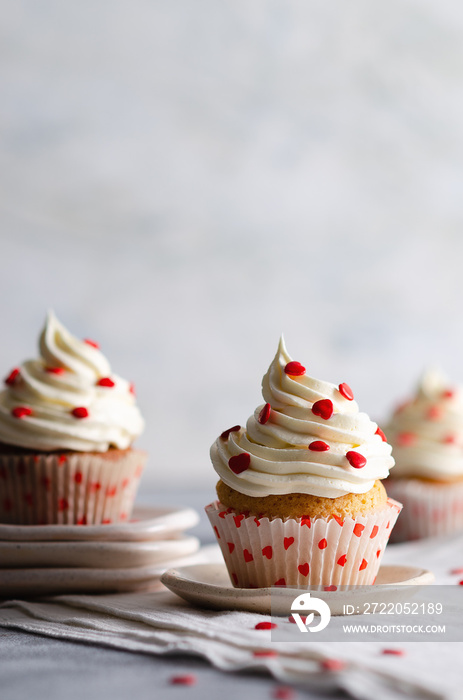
[
  {"left": 0, "top": 506, "right": 199, "bottom": 542},
  {"left": 161, "top": 562, "right": 435, "bottom": 615},
  {"left": 0, "top": 534, "right": 200, "bottom": 569}
]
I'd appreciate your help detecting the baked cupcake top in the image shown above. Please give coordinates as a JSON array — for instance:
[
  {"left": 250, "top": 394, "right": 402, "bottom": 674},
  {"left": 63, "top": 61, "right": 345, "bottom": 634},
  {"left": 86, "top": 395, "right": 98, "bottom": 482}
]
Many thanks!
[
  {"left": 210, "top": 337, "right": 394, "bottom": 498},
  {"left": 0, "top": 311, "right": 144, "bottom": 452},
  {"left": 386, "top": 368, "right": 463, "bottom": 481}
]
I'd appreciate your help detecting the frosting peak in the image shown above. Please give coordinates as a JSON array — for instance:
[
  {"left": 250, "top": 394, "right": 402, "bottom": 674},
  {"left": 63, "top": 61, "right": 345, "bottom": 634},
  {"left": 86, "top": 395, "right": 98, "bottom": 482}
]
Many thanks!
[
  {"left": 0, "top": 312, "right": 144, "bottom": 452},
  {"left": 211, "top": 337, "right": 394, "bottom": 498},
  {"left": 386, "top": 368, "right": 463, "bottom": 480}
]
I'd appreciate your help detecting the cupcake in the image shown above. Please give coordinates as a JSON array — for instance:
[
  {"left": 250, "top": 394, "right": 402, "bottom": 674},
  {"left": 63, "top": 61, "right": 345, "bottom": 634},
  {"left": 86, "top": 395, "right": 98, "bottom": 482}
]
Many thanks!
[
  {"left": 385, "top": 368, "right": 463, "bottom": 541},
  {"left": 0, "top": 311, "right": 146, "bottom": 525},
  {"left": 206, "top": 337, "right": 401, "bottom": 588}
]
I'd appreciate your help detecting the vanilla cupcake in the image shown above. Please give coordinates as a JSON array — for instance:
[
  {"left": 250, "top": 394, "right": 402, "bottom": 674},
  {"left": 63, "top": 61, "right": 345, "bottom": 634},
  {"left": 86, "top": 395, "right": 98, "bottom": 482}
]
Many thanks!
[
  {"left": 385, "top": 368, "right": 463, "bottom": 541},
  {"left": 0, "top": 311, "right": 146, "bottom": 525},
  {"left": 206, "top": 337, "right": 401, "bottom": 588}
]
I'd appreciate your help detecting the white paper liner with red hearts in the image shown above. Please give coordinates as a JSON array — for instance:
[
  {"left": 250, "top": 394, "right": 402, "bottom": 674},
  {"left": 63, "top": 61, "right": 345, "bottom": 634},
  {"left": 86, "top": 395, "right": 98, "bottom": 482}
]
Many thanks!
[
  {"left": 386, "top": 478, "right": 463, "bottom": 541},
  {"left": 0, "top": 449, "right": 146, "bottom": 525},
  {"left": 206, "top": 498, "right": 402, "bottom": 588}
]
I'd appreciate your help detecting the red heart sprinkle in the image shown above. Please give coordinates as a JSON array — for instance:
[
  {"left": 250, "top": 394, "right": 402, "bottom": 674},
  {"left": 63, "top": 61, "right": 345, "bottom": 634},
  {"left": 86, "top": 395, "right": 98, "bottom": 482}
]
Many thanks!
[
  {"left": 253, "top": 650, "right": 277, "bottom": 658},
  {"left": 301, "top": 515, "right": 311, "bottom": 528},
  {"left": 318, "top": 538, "right": 328, "bottom": 549},
  {"left": 332, "top": 515, "right": 344, "bottom": 527},
  {"left": 274, "top": 578, "right": 286, "bottom": 586},
  {"left": 353, "top": 524, "right": 365, "bottom": 537},
  {"left": 375, "top": 427, "right": 387, "bottom": 442},
  {"left": 320, "top": 659, "right": 346, "bottom": 671},
  {"left": 220, "top": 425, "right": 241, "bottom": 440},
  {"left": 45, "top": 367, "right": 65, "bottom": 375},
  {"left": 444, "top": 434, "right": 457, "bottom": 444},
  {"left": 324, "top": 585, "right": 337, "bottom": 591},
  {"left": 397, "top": 432, "right": 416, "bottom": 446},
  {"left": 243, "top": 549, "right": 254, "bottom": 562},
  {"left": 273, "top": 687, "right": 295, "bottom": 700},
  {"left": 72, "top": 407, "right": 89, "bottom": 419},
  {"left": 129, "top": 383, "right": 136, "bottom": 396},
  {"left": 262, "top": 546, "right": 273, "bottom": 559},
  {"left": 11, "top": 406, "right": 32, "bottom": 419},
  {"left": 442, "top": 389, "right": 455, "bottom": 399},
  {"left": 298, "top": 563, "right": 310, "bottom": 577},
  {"left": 232, "top": 573, "right": 238, "bottom": 585},
  {"left": 258, "top": 403, "right": 272, "bottom": 424},
  {"left": 382, "top": 649, "right": 405, "bottom": 656},
  {"left": 170, "top": 675, "right": 197, "bottom": 686},
  {"left": 213, "top": 526, "right": 220, "bottom": 539},
  {"left": 338, "top": 383, "right": 354, "bottom": 401},
  {"left": 312, "top": 399, "right": 333, "bottom": 420},
  {"left": 427, "top": 406, "right": 441, "bottom": 420},
  {"left": 337, "top": 554, "right": 347, "bottom": 567},
  {"left": 74, "top": 472, "right": 83, "bottom": 484},
  {"left": 346, "top": 451, "right": 366, "bottom": 469},
  {"left": 309, "top": 440, "right": 330, "bottom": 452},
  {"left": 284, "top": 361, "right": 306, "bottom": 377},
  {"left": 284, "top": 537, "right": 294, "bottom": 550},
  {"left": 4, "top": 368, "right": 20, "bottom": 385},
  {"left": 359, "top": 558, "right": 368, "bottom": 571},
  {"left": 370, "top": 525, "right": 379, "bottom": 539},
  {"left": 227, "top": 542, "right": 235, "bottom": 553},
  {"left": 84, "top": 338, "right": 100, "bottom": 349},
  {"left": 229, "top": 453, "right": 251, "bottom": 474},
  {"left": 255, "top": 622, "right": 277, "bottom": 630},
  {"left": 233, "top": 514, "right": 245, "bottom": 528},
  {"left": 97, "top": 377, "right": 115, "bottom": 388}
]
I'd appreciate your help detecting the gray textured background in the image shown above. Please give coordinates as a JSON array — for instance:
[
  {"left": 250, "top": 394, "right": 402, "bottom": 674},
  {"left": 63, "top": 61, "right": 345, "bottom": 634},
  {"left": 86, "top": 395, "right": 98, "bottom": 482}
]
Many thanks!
[{"left": 1, "top": 1, "right": 463, "bottom": 488}]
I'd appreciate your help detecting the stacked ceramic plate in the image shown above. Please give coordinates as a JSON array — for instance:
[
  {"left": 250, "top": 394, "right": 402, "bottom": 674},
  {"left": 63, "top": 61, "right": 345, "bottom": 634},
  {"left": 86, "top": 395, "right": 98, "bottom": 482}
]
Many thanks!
[{"left": 0, "top": 505, "right": 200, "bottom": 597}]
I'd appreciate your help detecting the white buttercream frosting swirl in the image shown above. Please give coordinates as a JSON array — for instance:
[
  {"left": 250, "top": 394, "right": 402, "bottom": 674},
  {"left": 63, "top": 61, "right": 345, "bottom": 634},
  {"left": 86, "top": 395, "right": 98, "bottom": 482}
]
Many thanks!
[
  {"left": 386, "top": 368, "right": 463, "bottom": 481},
  {"left": 210, "top": 337, "right": 394, "bottom": 498},
  {"left": 0, "top": 311, "right": 144, "bottom": 452}
]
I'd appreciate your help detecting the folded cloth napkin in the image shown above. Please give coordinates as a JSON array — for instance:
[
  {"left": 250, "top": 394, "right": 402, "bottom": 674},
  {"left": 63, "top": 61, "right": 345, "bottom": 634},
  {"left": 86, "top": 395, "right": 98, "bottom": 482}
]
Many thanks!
[{"left": 1, "top": 535, "right": 463, "bottom": 700}]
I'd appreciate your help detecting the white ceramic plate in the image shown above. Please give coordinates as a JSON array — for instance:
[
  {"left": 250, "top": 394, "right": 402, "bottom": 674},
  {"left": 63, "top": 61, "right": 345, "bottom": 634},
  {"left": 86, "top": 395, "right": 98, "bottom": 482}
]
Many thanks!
[
  {"left": 0, "top": 506, "right": 199, "bottom": 542},
  {"left": 0, "top": 534, "right": 200, "bottom": 569},
  {"left": 161, "top": 562, "right": 435, "bottom": 616},
  {"left": 0, "top": 550, "right": 209, "bottom": 598}
]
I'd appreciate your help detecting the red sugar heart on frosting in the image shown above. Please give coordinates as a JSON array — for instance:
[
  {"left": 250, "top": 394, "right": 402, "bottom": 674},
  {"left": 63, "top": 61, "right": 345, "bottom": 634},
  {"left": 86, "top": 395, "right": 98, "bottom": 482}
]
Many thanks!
[
  {"left": 45, "top": 367, "right": 65, "bottom": 375},
  {"left": 97, "top": 377, "right": 115, "bottom": 388},
  {"left": 84, "top": 338, "right": 100, "bottom": 349},
  {"left": 229, "top": 453, "right": 251, "bottom": 474},
  {"left": 221, "top": 425, "right": 241, "bottom": 440},
  {"left": 298, "top": 563, "right": 310, "bottom": 577},
  {"left": 11, "top": 406, "right": 32, "bottom": 419},
  {"left": 338, "top": 383, "right": 354, "bottom": 401},
  {"left": 284, "top": 537, "right": 294, "bottom": 550},
  {"left": 258, "top": 403, "right": 272, "bottom": 425},
  {"left": 375, "top": 427, "right": 387, "bottom": 442},
  {"left": 346, "top": 451, "right": 367, "bottom": 469},
  {"left": 284, "top": 361, "right": 306, "bottom": 377},
  {"left": 254, "top": 622, "right": 277, "bottom": 630},
  {"left": 311, "top": 399, "right": 333, "bottom": 420},
  {"left": 4, "top": 368, "right": 20, "bottom": 385},
  {"left": 262, "top": 546, "right": 273, "bottom": 559},
  {"left": 309, "top": 440, "right": 330, "bottom": 452},
  {"left": 72, "top": 407, "right": 89, "bottom": 419}
]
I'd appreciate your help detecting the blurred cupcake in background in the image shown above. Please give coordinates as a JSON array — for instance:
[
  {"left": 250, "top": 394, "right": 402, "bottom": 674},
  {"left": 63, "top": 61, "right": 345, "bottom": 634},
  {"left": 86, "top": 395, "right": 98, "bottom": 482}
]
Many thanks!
[
  {"left": 206, "top": 337, "right": 401, "bottom": 589},
  {"left": 0, "top": 311, "right": 146, "bottom": 525},
  {"left": 385, "top": 368, "right": 463, "bottom": 541}
]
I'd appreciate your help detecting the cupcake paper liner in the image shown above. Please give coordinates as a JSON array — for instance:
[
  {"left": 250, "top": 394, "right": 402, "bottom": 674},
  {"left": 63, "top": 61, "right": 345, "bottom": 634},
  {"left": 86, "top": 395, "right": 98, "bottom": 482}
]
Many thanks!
[
  {"left": 386, "top": 478, "right": 463, "bottom": 541},
  {"left": 0, "top": 449, "right": 146, "bottom": 525},
  {"left": 205, "top": 498, "right": 402, "bottom": 588}
]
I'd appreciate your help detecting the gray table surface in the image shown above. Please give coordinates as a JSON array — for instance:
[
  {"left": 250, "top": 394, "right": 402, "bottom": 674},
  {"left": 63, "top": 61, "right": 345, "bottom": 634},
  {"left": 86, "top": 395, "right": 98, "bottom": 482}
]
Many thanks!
[{"left": 0, "top": 489, "right": 349, "bottom": 700}]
